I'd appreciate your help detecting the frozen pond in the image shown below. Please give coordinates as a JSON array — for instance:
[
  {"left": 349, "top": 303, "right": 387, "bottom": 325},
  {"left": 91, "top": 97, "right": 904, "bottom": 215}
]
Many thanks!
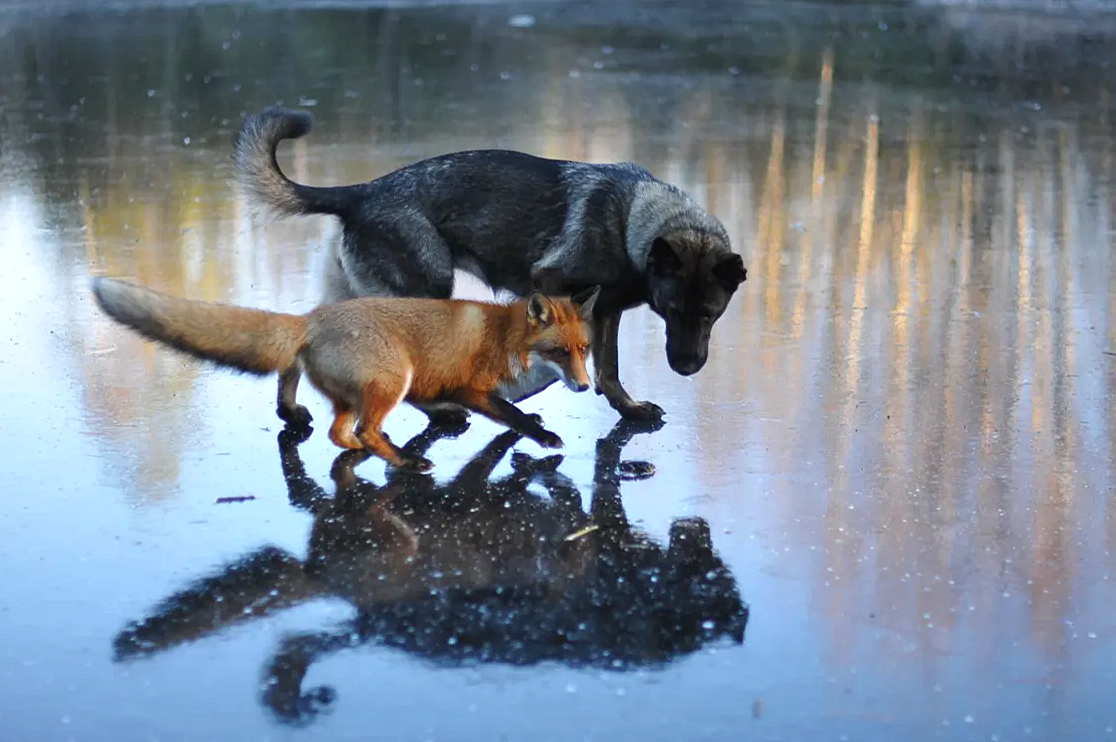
[{"left": 2, "top": 1, "right": 1116, "bottom": 739}]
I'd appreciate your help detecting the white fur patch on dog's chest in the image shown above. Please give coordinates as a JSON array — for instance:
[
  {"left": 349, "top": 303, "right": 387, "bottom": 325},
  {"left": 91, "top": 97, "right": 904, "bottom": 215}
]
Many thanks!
[{"left": 496, "top": 357, "right": 559, "bottom": 403}]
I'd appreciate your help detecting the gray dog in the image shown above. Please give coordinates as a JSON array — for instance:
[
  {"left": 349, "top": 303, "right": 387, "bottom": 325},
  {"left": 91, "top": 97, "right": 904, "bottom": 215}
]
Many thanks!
[{"left": 233, "top": 107, "right": 747, "bottom": 421}]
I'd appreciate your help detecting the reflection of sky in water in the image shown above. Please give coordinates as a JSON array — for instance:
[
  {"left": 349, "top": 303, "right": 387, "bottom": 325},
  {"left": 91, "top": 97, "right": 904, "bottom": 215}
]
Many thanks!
[{"left": 1, "top": 1, "right": 1116, "bottom": 739}]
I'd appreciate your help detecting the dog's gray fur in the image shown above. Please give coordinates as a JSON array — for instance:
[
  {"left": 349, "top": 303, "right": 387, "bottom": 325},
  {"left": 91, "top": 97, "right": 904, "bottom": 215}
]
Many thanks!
[{"left": 232, "top": 107, "right": 747, "bottom": 420}]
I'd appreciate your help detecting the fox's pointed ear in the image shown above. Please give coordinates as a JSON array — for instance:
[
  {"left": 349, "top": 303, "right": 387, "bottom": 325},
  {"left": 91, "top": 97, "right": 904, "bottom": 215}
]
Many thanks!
[
  {"left": 526, "top": 292, "right": 551, "bottom": 326},
  {"left": 648, "top": 237, "right": 683, "bottom": 277},
  {"left": 712, "top": 253, "right": 747, "bottom": 291},
  {"left": 571, "top": 285, "right": 601, "bottom": 320}
]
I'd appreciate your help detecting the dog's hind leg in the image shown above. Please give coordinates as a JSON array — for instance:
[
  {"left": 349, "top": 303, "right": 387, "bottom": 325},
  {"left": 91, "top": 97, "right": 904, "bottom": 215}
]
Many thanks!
[
  {"left": 337, "top": 217, "right": 456, "bottom": 300},
  {"left": 410, "top": 401, "right": 470, "bottom": 427},
  {"left": 319, "top": 240, "right": 361, "bottom": 304},
  {"left": 341, "top": 218, "right": 475, "bottom": 427}
]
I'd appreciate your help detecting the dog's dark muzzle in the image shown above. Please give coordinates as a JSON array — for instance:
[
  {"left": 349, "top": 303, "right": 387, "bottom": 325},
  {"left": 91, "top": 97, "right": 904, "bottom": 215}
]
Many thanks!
[
  {"left": 666, "top": 342, "right": 708, "bottom": 376},
  {"left": 664, "top": 319, "right": 711, "bottom": 376},
  {"left": 668, "top": 355, "right": 706, "bottom": 376}
]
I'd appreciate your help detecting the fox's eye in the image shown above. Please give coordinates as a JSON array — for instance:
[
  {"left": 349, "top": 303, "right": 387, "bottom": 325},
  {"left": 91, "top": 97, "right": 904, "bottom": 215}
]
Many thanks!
[
  {"left": 551, "top": 347, "right": 569, "bottom": 357},
  {"left": 578, "top": 344, "right": 589, "bottom": 355}
]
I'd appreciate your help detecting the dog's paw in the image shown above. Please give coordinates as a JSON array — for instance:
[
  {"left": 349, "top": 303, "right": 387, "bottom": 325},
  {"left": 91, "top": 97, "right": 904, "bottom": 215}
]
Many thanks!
[
  {"left": 536, "top": 454, "right": 565, "bottom": 471},
  {"left": 617, "top": 460, "right": 656, "bottom": 480},
  {"left": 510, "top": 452, "right": 534, "bottom": 471},
  {"left": 617, "top": 399, "right": 665, "bottom": 421},
  {"left": 277, "top": 404, "right": 314, "bottom": 428},
  {"left": 429, "top": 416, "right": 471, "bottom": 438},
  {"left": 397, "top": 455, "right": 434, "bottom": 473},
  {"left": 614, "top": 416, "right": 667, "bottom": 436},
  {"left": 535, "top": 430, "right": 564, "bottom": 449},
  {"left": 425, "top": 406, "right": 470, "bottom": 430}
]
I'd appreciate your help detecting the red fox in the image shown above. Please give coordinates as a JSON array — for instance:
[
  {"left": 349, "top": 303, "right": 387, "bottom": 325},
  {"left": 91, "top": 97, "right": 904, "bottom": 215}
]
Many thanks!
[{"left": 90, "top": 277, "right": 599, "bottom": 471}]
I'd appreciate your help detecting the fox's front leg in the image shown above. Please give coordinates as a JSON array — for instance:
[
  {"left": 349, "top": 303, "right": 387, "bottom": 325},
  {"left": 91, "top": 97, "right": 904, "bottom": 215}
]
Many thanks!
[
  {"left": 447, "top": 390, "right": 563, "bottom": 449},
  {"left": 276, "top": 366, "right": 313, "bottom": 427}
]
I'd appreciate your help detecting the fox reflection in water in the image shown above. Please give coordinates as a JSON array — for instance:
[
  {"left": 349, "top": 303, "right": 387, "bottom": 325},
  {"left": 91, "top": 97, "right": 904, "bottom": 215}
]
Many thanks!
[{"left": 112, "top": 419, "right": 748, "bottom": 725}]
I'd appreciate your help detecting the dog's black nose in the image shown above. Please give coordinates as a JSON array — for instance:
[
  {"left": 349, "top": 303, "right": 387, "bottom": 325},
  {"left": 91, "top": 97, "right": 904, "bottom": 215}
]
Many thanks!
[{"left": 670, "top": 356, "right": 704, "bottom": 376}]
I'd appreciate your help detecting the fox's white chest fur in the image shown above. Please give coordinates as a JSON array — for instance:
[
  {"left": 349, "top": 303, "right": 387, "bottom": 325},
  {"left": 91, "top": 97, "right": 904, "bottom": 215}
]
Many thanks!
[{"left": 496, "top": 353, "right": 560, "bottom": 403}]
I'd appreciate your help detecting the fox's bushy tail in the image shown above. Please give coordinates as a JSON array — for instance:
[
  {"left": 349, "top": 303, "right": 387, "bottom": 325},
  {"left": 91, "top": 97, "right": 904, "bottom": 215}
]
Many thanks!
[
  {"left": 232, "top": 106, "right": 352, "bottom": 219},
  {"left": 91, "top": 277, "right": 306, "bottom": 375}
]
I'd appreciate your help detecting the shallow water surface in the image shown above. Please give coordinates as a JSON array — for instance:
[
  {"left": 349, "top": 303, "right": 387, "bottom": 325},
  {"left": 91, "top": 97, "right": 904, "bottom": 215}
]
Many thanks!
[{"left": 2, "top": 1, "right": 1116, "bottom": 740}]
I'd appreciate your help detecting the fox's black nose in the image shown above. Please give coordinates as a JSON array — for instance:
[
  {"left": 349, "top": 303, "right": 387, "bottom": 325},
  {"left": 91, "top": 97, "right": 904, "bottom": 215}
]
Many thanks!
[{"left": 575, "top": 382, "right": 590, "bottom": 392}]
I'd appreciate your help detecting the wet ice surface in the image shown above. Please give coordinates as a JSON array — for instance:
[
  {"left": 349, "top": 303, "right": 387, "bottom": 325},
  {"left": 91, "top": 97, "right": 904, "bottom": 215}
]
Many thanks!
[{"left": 2, "top": 0, "right": 1116, "bottom": 739}]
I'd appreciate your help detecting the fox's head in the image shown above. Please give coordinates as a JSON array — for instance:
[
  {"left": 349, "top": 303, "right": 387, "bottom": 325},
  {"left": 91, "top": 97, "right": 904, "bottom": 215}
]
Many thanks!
[{"left": 524, "top": 286, "right": 599, "bottom": 393}]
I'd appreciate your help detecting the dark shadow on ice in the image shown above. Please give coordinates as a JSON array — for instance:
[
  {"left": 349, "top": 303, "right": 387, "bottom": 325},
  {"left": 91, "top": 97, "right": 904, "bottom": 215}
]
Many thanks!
[{"left": 111, "top": 418, "right": 749, "bottom": 726}]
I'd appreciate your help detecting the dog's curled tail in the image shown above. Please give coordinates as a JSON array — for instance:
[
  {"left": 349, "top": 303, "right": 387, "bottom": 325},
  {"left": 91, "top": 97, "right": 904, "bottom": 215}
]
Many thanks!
[
  {"left": 91, "top": 277, "right": 307, "bottom": 376},
  {"left": 232, "top": 107, "right": 349, "bottom": 219},
  {"left": 112, "top": 546, "right": 317, "bottom": 663}
]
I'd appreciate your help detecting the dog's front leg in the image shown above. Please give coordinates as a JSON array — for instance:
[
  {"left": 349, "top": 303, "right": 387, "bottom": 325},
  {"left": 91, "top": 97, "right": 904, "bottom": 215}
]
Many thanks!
[{"left": 592, "top": 311, "right": 665, "bottom": 421}]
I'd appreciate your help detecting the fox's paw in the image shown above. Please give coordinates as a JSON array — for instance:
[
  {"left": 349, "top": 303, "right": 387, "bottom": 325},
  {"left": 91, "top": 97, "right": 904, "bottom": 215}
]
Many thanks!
[
  {"left": 277, "top": 403, "right": 314, "bottom": 428},
  {"left": 525, "top": 413, "right": 546, "bottom": 426},
  {"left": 535, "top": 430, "right": 564, "bottom": 449},
  {"left": 278, "top": 426, "right": 314, "bottom": 449}
]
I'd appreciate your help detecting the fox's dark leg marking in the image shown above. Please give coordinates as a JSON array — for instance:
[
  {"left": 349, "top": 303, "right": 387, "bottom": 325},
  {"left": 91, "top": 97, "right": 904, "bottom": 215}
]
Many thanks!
[
  {"left": 446, "top": 390, "right": 563, "bottom": 449},
  {"left": 277, "top": 366, "right": 313, "bottom": 427}
]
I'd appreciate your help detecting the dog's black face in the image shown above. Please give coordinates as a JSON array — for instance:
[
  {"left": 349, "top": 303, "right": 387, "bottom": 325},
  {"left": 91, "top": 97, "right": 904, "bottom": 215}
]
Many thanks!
[{"left": 646, "top": 235, "right": 747, "bottom": 376}]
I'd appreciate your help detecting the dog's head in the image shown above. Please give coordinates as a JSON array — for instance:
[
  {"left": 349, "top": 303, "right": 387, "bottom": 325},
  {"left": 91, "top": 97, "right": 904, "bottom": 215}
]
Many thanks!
[{"left": 645, "top": 233, "right": 747, "bottom": 376}]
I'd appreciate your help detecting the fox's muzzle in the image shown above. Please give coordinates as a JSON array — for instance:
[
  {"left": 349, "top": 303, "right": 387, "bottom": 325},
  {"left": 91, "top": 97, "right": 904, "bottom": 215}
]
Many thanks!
[
  {"left": 559, "top": 362, "right": 592, "bottom": 393},
  {"left": 560, "top": 373, "right": 591, "bottom": 393}
]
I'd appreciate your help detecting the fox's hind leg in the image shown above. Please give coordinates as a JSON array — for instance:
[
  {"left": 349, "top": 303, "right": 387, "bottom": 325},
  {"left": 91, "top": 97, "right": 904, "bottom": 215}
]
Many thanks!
[
  {"left": 355, "top": 374, "right": 433, "bottom": 472},
  {"left": 328, "top": 403, "right": 363, "bottom": 450},
  {"left": 277, "top": 366, "right": 313, "bottom": 427}
]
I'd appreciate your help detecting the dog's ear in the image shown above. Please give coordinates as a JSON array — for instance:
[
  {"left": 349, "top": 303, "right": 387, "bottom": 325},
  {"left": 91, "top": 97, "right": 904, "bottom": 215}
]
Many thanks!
[
  {"left": 527, "top": 293, "right": 552, "bottom": 326},
  {"left": 571, "top": 285, "right": 601, "bottom": 320},
  {"left": 648, "top": 237, "right": 683, "bottom": 277},
  {"left": 712, "top": 253, "right": 747, "bottom": 291}
]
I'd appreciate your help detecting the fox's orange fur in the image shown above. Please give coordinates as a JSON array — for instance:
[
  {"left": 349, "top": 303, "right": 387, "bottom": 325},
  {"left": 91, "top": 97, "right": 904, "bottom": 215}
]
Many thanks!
[{"left": 90, "top": 277, "right": 598, "bottom": 471}]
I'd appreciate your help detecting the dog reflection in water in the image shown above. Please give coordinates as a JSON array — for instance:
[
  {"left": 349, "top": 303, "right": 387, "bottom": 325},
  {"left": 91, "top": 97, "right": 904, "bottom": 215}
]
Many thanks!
[{"left": 112, "top": 418, "right": 748, "bottom": 725}]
